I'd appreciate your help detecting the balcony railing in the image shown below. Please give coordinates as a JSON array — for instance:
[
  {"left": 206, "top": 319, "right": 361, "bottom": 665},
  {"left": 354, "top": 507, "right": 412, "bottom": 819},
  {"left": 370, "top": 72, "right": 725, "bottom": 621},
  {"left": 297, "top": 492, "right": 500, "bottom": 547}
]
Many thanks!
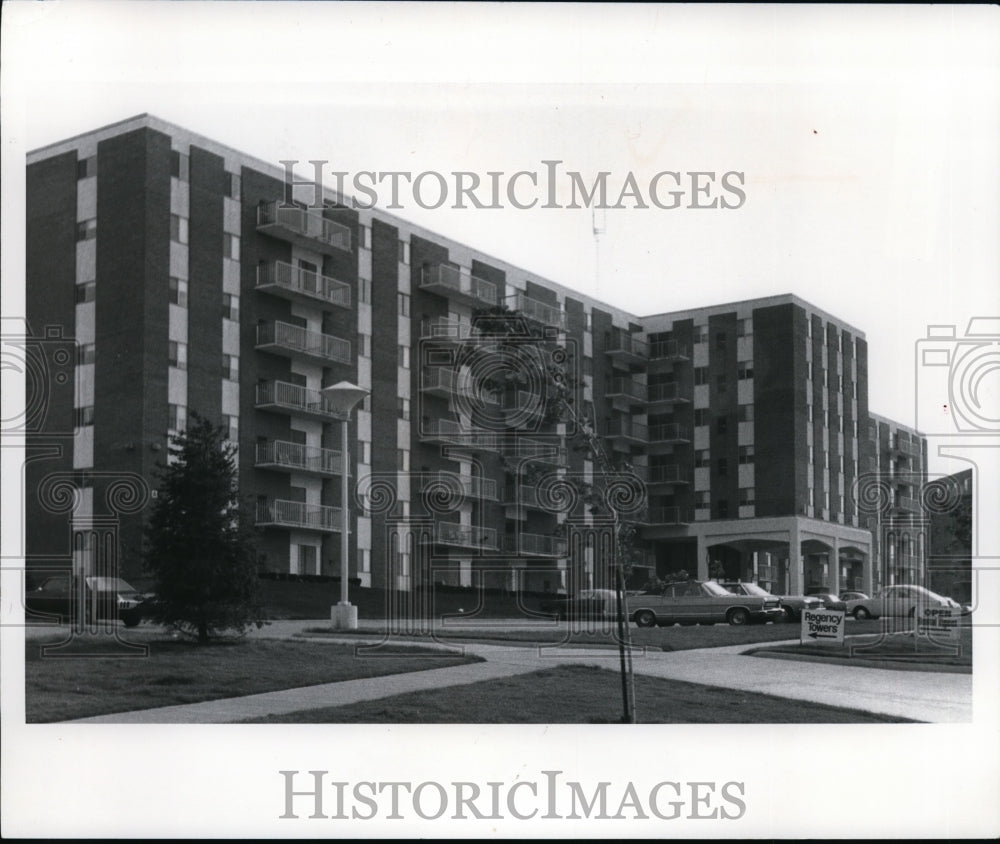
[
  {"left": 606, "top": 330, "right": 648, "bottom": 362},
  {"left": 420, "top": 264, "right": 499, "bottom": 307},
  {"left": 255, "top": 440, "right": 342, "bottom": 475},
  {"left": 256, "top": 261, "right": 352, "bottom": 309},
  {"left": 607, "top": 417, "right": 648, "bottom": 443},
  {"left": 421, "top": 366, "right": 457, "bottom": 396},
  {"left": 649, "top": 464, "right": 691, "bottom": 484},
  {"left": 503, "top": 484, "right": 541, "bottom": 513},
  {"left": 421, "top": 419, "right": 502, "bottom": 452},
  {"left": 606, "top": 377, "right": 648, "bottom": 403},
  {"left": 255, "top": 380, "right": 344, "bottom": 421},
  {"left": 434, "top": 521, "right": 498, "bottom": 551},
  {"left": 257, "top": 200, "right": 352, "bottom": 253},
  {"left": 256, "top": 498, "right": 341, "bottom": 532},
  {"left": 424, "top": 472, "right": 498, "bottom": 502},
  {"left": 503, "top": 436, "right": 568, "bottom": 465},
  {"left": 892, "top": 495, "right": 920, "bottom": 512},
  {"left": 648, "top": 423, "right": 691, "bottom": 444},
  {"left": 256, "top": 321, "right": 351, "bottom": 365},
  {"left": 503, "top": 532, "right": 568, "bottom": 557},
  {"left": 420, "top": 316, "right": 476, "bottom": 343},
  {"left": 505, "top": 291, "right": 566, "bottom": 330},
  {"left": 649, "top": 339, "right": 690, "bottom": 361},
  {"left": 645, "top": 506, "right": 694, "bottom": 525},
  {"left": 647, "top": 382, "right": 689, "bottom": 404}
]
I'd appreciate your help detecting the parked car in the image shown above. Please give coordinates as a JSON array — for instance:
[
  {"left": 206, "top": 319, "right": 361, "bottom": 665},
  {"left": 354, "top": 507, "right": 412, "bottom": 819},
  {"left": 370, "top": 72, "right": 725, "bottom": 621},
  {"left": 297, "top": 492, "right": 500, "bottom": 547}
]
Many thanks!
[
  {"left": 808, "top": 592, "right": 848, "bottom": 612},
  {"left": 840, "top": 590, "right": 869, "bottom": 603},
  {"left": 720, "top": 581, "right": 825, "bottom": 621},
  {"left": 25, "top": 574, "right": 153, "bottom": 627},
  {"left": 629, "top": 580, "right": 784, "bottom": 627},
  {"left": 540, "top": 588, "right": 619, "bottom": 620},
  {"left": 847, "top": 584, "right": 961, "bottom": 620}
]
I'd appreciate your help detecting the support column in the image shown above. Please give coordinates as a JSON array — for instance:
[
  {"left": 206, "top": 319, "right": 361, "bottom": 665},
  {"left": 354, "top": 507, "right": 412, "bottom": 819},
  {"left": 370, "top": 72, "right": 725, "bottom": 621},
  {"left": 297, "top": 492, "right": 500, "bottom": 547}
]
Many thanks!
[
  {"left": 695, "top": 532, "right": 709, "bottom": 581},
  {"left": 830, "top": 535, "right": 841, "bottom": 594},
  {"left": 788, "top": 519, "right": 802, "bottom": 595}
]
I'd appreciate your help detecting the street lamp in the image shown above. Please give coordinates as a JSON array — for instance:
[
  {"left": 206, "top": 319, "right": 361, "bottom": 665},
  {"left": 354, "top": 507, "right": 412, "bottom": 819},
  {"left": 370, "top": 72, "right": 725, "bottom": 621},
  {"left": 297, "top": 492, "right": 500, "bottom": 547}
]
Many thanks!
[{"left": 321, "top": 380, "right": 370, "bottom": 630}]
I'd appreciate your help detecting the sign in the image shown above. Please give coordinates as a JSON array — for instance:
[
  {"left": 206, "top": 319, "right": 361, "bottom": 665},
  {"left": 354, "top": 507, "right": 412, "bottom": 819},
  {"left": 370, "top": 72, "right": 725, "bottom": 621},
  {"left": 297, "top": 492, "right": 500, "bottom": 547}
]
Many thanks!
[
  {"left": 916, "top": 605, "right": 961, "bottom": 641},
  {"left": 800, "top": 609, "right": 846, "bottom": 645}
]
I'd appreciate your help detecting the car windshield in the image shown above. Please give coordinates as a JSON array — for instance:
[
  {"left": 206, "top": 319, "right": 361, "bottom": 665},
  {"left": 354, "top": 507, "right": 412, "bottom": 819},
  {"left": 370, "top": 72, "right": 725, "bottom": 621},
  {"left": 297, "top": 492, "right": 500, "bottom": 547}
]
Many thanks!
[
  {"left": 84, "top": 577, "right": 137, "bottom": 591},
  {"left": 736, "top": 583, "right": 770, "bottom": 597},
  {"left": 702, "top": 581, "right": 730, "bottom": 597}
]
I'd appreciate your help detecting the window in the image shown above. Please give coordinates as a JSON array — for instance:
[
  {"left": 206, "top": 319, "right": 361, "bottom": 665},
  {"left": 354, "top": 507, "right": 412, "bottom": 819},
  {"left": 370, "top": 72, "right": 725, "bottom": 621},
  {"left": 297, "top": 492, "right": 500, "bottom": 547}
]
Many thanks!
[
  {"left": 76, "top": 219, "right": 97, "bottom": 242},
  {"left": 170, "top": 214, "right": 188, "bottom": 244},
  {"left": 398, "top": 397, "right": 410, "bottom": 421},
  {"left": 225, "top": 172, "right": 241, "bottom": 200},
  {"left": 696, "top": 491, "right": 710, "bottom": 508},
  {"left": 75, "top": 405, "right": 94, "bottom": 427},
  {"left": 738, "top": 362, "right": 753, "bottom": 380},
  {"left": 399, "top": 240, "right": 410, "bottom": 265},
  {"left": 737, "top": 318, "right": 752, "bottom": 337},
  {"left": 170, "top": 150, "right": 189, "bottom": 181},
  {"left": 222, "top": 354, "right": 239, "bottom": 381},
  {"left": 398, "top": 292, "right": 410, "bottom": 317},
  {"left": 77, "top": 156, "right": 96, "bottom": 180},
  {"left": 168, "top": 341, "right": 187, "bottom": 370},
  {"left": 717, "top": 457, "right": 728, "bottom": 477},
  {"left": 361, "top": 395, "right": 372, "bottom": 413},
  {"left": 297, "top": 544, "right": 317, "bottom": 575},
  {"left": 695, "top": 449, "right": 710, "bottom": 468},
  {"left": 694, "top": 367, "right": 709, "bottom": 386},
  {"left": 716, "top": 373, "right": 727, "bottom": 394},
  {"left": 359, "top": 333, "right": 371, "bottom": 357},
  {"left": 582, "top": 357, "right": 593, "bottom": 377},
  {"left": 76, "top": 343, "right": 95, "bottom": 366},
  {"left": 75, "top": 281, "right": 96, "bottom": 304},
  {"left": 716, "top": 415, "right": 728, "bottom": 435},
  {"left": 224, "top": 414, "right": 238, "bottom": 442},
  {"left": 715, "top": 332, "right": 727, "bottom": 352},
  {"left": 361, "top": 441, "right": 371, "bottom": 464},
  {"left": 738, "top": 404, "right": 753, "bottom": 422},
  {"left": 168, "top": 403, "right": 186, "bottom": 431},
  {"left": 694, "top": 408, "right": 709, "bottom": 427},
  {"left": 739, "top": 488, "right": 755, "bottom": 506},
  {"left": 360, "top": 225, "right": 372, "bottom": 250},
  {"left": 359, "top": 278, "right": 372, "bottom": 304},
  {"left": 359, "top": 549, "right": 371, "bottom": 573},
  {"left": 398, "top": 450, "right": 410, "bottom": 472},
  {"left": 398, "top": 345, "right": 410, "bottom": 369},
  {"left": 169, "top": 277, "right": 188, "bottom": 307},
  {"left": 717, "top": 499, "right": 730, "bottom": 519},
  {"left": 222, "top": 293, "right": 239, "bottom": 321},
  {"left": 224, "top": 233, "right": 240, "bottom": 261},
  {"left": 739, "top": 445, "right": 754, "bottom": 465},
  {"left": 694, "top": 325, "right": 708, "bottom": 344}
]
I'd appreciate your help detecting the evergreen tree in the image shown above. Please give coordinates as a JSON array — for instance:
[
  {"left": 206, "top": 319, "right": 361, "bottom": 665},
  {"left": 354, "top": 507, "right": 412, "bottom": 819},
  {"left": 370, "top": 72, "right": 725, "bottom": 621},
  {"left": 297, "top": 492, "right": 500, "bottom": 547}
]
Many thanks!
[{"left": 144, "top": 414, "right": 265, "bottom": 642}]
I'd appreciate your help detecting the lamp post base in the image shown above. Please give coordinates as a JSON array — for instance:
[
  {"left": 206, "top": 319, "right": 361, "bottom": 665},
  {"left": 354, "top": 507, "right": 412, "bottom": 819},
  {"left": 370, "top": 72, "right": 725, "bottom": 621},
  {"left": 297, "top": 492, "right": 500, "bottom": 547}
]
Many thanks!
[{"left": 331, "top": 603, "right": 358, "bottom": 630}]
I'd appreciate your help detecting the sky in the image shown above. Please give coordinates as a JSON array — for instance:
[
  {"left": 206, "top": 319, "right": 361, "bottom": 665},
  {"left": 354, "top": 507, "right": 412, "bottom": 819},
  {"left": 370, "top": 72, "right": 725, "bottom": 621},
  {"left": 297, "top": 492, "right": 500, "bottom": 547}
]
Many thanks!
[{"left": 3, "top": 4, "right": 1000, "bottom": 837}]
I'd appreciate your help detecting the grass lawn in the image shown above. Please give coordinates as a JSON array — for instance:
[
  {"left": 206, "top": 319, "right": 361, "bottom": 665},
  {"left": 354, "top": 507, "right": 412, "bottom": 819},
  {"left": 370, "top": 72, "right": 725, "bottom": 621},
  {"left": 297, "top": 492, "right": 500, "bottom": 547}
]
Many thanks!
[
  {"left": 746, "top": 627, "right": 972, "bottom": 674},
  {"left": 247, "top": 664, "right": 914, "bottom": 724},
  {"left": 25, "top": 631, "right": 480, "bottom": 723},
  {"left": 300, "top": 619, "right": 887, "bottom": 651}
]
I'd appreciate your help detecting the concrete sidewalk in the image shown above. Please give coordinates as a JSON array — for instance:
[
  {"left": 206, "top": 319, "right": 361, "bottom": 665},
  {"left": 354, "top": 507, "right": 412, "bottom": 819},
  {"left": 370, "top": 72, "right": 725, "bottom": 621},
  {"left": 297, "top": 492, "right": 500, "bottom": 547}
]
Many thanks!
[{"left": 65, "top": 619, "right": 973, "bottom": 724}]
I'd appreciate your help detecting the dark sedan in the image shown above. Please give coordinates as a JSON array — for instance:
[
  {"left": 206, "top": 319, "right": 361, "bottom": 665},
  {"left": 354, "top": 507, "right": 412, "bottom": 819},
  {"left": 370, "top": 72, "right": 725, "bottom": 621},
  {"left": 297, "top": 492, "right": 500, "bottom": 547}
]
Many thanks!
[
  {"left": 809, "top": 592, "right": 848, "bottom": 612},
  {"left": 540, "top": 588, "right": 619, "bottom": 620},
  {"left": 25, "top": 574, "right": 152, "bottom": 627}
]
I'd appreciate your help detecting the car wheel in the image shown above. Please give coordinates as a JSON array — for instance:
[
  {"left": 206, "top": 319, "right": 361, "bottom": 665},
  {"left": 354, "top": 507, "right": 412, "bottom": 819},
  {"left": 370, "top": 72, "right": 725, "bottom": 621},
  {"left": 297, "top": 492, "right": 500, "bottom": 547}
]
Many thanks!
[
  {"left": 854, "top": 606, "right": 871, "bottom": 621},
  {"left": 727, "top": 607, "right": 750, "bottom": 626},
  {"left": 634, "top": 610, "right": 657, "bottom": 628}
]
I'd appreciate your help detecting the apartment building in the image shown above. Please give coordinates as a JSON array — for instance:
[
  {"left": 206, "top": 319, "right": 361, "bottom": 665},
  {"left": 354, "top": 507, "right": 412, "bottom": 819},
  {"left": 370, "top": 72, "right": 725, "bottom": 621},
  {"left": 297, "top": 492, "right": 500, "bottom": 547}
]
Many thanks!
[{"left": 24, "top": 115, "right": 927, "bottom": 597}]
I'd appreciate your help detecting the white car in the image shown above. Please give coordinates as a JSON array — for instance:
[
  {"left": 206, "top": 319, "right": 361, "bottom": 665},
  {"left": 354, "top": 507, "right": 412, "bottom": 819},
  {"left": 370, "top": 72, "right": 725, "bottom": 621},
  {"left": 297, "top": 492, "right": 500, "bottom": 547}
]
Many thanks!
[{"left": 847, "top": 585, "right": 960, "bottom": 621}]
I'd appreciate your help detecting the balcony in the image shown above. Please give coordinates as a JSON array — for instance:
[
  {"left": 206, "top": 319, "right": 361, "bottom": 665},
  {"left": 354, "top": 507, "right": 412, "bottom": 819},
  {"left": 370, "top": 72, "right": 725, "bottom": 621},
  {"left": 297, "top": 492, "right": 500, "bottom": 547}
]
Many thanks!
[
  {"left": 606, "top": 377, "right": 648, "bottom": 406},
  {"left": 889, "top": 438, "right": 921, "bottom": 459},
  {"left": 607, "top": 417, "right": 648, "bottom": 446},
  {"left": 255, "top": 440, "right": 343, "bottom": 476},
  {"left": 420, "top": 316, "right": 476, "bottom": 344},
  {"left": 257, "top": 200, "right": 351, "bottom": 254},
  {"left": 505, "top": 291, "right": 566, "bottom": 331},
  {"left": 605, "top": 330, "right": 648, "bottom": 366},
  {"left": 255, "top": 380, "right": 345, "bottom": 422},
  {"left": 423, "top": 472, "right": 498, "bottom": 502},
  {"left": 647, "top": 382, "right": 690, "bottom": 405},
  {"left": 503, "top": 484, "right": 541, "bottom": 519},
  {"left": 649, "top": 339, "right": 690, "bottom": 361},
  {"left": 648, "top": 464, "right": 691, "bottom": 485},
  {"left": 420, "top": 366, "right": 457, "bottom": 398},
  {"left": 256, "top": 498, "right": 340, "bottom": 532},
  {"left": 420, "top": 419, "right": 502, "bottom": 452},
  {"left": 503, "top": 532, "right": 568, "bottom": 558},
  {"left": 891, "top": 495, "right": 921, "bottom": 513},
  {"left": 645, "top": 506, "right": 694, "bottom": 526},
  {"left": 647, "top": 423, "right": 691, "bottom": 445},
  {"left": 432, "top": 521, "right": 499, "bottom": 552},
  {"left": 256, "top": 261, "right": 352, "bottom": 309},
  {"left": 256, "top": 321, "right": 351, "bottom": 366},
  {"left": 420, "top": 264, "right": 499, "bottom": 308},
  {"left": 503, "top": 436, "right": 568, "bottom": 466}
]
